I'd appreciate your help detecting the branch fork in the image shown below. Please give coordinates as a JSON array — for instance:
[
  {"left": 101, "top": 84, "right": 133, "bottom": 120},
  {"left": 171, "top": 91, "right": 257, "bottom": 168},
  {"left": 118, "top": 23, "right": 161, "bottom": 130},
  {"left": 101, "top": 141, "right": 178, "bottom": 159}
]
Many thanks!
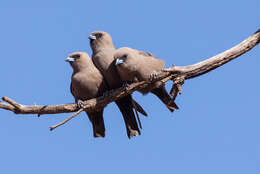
[{"left": 2, "top": 97, "right": 24, "bottom": 114}]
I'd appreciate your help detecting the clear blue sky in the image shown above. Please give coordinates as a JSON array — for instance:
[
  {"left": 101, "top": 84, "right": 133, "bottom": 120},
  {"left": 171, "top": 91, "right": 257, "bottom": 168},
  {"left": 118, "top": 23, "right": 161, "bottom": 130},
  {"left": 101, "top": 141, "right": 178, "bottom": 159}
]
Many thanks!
[{"left": 0, "top": 1, "right": 259, "bottom": 173}]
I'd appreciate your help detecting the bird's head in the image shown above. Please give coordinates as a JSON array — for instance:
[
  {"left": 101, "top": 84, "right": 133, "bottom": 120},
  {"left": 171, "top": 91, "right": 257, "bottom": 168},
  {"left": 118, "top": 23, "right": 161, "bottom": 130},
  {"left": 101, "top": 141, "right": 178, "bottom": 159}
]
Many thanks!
[
  {"left": 88, "top": 31, "right": 114, "bottom": 52},
  {"left": 65, "top": 52, "right": 91, "bottom": 72},
  {"left": 114, "top": 47, "right": 135, "bottom": 67}
]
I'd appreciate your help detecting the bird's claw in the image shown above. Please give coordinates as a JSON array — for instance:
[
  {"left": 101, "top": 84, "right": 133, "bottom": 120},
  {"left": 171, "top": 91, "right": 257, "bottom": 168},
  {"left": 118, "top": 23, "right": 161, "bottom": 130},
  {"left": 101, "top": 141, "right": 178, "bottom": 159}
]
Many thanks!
[
  {"left": 77, "top": 100, "right": 85, "bottom": 109},
  {"left": 149, "top": 71, "right": 158, "bottom": 81},
  {"left": 122, "top": 82, "right": 130, "bottom": 90}
]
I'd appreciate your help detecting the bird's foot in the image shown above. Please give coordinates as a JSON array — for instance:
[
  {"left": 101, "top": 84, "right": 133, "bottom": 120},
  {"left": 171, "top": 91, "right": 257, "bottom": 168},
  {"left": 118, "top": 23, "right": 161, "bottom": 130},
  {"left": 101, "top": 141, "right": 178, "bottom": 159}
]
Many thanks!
[
  {"left": 77, "top": 99, "right": 85, "bottom": 109},
  {"left": 149, "top": 71, "right": 159, "bottom": 81},
  {"left": 122, "top": 82, "right": 130, "bottom": 91}
]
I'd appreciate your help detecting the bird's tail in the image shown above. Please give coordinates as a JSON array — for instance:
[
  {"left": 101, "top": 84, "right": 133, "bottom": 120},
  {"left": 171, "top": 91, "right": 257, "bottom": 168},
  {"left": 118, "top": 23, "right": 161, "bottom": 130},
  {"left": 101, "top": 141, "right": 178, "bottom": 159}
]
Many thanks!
[
  {"left": 151, "top": 85, "right": 179, "bottom": 112},
  {"left": 86, "top": 109, "right": 106, "bottom": 138},
  {"left": 132, "top": 99, "right": 148, "bottom": 116},
  {"left": 115, "top": 95, "right": 141, "bottom": 139}
]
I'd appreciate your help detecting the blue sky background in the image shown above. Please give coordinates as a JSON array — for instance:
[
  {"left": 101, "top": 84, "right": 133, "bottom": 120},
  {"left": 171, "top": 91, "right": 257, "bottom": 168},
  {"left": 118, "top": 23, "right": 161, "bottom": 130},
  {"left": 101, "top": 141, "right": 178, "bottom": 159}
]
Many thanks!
[{"left": 0, "top": 1, "right": 259, "bottom": 173}]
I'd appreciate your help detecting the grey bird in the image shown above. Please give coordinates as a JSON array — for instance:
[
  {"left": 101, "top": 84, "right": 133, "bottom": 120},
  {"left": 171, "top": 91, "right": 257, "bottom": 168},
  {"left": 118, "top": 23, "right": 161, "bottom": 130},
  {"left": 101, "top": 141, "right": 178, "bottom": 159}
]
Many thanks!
[
  {"left": 114, "top": 47, "right": 179, "bottom": 112},
  {"left": 88, "top": 31, "right": 142, "bottom": 138},
  {"left": 66, "top": 52, "right": 106, "bottom": 138}
]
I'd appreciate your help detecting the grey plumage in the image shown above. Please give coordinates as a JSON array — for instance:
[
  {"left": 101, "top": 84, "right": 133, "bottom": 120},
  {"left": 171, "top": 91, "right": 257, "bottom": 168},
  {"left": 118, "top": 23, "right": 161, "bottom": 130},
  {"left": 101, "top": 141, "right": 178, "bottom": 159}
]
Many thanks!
[
  {"left": 89, "top": 31, "right": 141, "bottom": 138},
  {"left": 66, "top": 52, "right": 106, "bottom": 138},
  {"left": 114, "top": 47, "right": 179, "bottom": 112}
]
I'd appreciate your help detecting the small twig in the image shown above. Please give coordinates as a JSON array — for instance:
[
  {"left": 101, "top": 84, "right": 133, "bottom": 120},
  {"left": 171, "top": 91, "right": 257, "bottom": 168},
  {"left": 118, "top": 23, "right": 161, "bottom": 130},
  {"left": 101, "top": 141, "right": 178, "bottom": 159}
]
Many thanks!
[
  {"left": 167, "top": 76, "right": 185, "bottom": 108},
  {"left": 0, "top": 102, "right": 15, "bottom": 112},
  {"left": 2, "top": 97, "right": 22, "bottom": 112},
  {"left": 175, "top": 76, "right": 185, "bottom": 95},
  {"left": 50, "top": 108, "right": 84, "bottom": 131}
]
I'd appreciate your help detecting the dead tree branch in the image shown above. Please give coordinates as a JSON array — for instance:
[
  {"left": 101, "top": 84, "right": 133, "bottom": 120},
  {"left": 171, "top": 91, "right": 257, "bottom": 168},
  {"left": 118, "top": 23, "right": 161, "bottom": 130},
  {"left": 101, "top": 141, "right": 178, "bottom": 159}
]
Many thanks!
[{"left": 0, "top": 29, "right": 259, "bottom": 129}]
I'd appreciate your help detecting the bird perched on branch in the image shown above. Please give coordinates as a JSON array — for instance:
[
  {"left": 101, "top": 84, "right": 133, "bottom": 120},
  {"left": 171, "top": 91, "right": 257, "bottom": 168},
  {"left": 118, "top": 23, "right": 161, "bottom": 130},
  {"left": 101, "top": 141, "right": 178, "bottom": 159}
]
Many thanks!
[
  {"left": 114, "top": 47, "right": 179, "bottom": 112},
  {"left": 66, "top": 52, "right": 107, "bottom": 138},
  {"left": 88, "top": 31, "right": 143, "bottom": 138}
]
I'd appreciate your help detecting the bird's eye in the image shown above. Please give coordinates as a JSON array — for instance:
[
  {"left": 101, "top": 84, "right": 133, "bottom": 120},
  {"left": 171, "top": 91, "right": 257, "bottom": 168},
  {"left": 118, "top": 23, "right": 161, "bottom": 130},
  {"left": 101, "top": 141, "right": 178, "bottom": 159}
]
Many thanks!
[
  {"left": 97, "top": 33, "right": 103, "bottom": 38},
  {"left": 72, "top": 54, "right": 80, "bottom": 59}
]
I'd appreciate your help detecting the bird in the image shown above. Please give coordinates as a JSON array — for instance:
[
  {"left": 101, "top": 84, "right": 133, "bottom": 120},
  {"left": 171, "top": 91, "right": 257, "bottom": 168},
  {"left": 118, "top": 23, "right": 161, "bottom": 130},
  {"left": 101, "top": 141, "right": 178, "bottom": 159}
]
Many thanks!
[
  {"left": 88, "top": 31, "right": 142, "bottom": 138},
  {"left": 66, "top": 51, "right": 106, "bottom": 138},
  {"left": 114, "top": 47, "right": 179, "bottom": 112}
]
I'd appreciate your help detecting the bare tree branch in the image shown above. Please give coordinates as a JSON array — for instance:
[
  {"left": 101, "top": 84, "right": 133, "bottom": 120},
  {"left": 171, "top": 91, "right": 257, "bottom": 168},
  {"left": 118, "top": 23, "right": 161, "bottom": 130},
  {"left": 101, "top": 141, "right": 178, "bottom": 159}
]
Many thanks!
[
  {"left": 1, "top": 96, "right": 79, "bottom": 115},
  {"left": 0, "top": 28, "right": 259, "bottom": 130}
]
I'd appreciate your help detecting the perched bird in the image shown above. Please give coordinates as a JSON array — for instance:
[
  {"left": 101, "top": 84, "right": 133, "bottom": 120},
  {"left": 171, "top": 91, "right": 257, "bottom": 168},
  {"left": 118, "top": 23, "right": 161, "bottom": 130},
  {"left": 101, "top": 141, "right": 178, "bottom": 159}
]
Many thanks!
[
  {"left": 88, "top": 31, "right": 142, "bottom": 138},
  {"left": 114, "top": 47, "right": 179, "bottom": 112},
  {"left": 66, "top": 52, "right": 106, "bottom": 138}
]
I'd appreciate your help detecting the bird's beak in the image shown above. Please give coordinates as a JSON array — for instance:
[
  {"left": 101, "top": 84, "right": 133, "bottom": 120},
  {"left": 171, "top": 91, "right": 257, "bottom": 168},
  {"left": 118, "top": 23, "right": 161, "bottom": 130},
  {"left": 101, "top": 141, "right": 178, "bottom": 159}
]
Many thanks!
[
  {"left": 65, "top": 57, "right": 75, "bottom": 62},
  {"left": 88, "top": 34, "right": 96, "bottom": 40},
  {"left": 115, "top": 58, "right": 124, "bottom": 65}
]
